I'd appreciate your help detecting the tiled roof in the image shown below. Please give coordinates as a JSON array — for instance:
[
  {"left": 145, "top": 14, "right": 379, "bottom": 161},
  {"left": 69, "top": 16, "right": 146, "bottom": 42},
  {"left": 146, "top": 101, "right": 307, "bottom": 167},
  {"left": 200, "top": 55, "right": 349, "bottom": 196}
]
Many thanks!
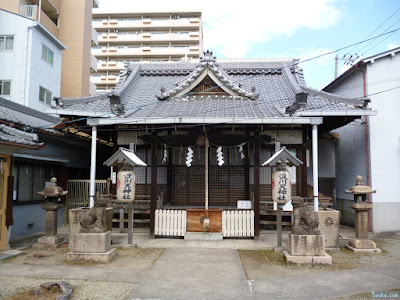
[
  {"left": 54, "top": 53, "right": 369, "bottom": 121},
  {"left": 0, "top": 124, "right": 43, "bottom": 147},
  {"left": 0, "top": 97, "right": 60, "bottom": 133}
]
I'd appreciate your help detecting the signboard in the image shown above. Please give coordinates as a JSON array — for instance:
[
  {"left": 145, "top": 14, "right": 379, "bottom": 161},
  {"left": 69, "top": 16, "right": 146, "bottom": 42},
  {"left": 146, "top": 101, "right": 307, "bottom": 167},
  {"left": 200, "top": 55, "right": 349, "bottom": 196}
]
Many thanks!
[{"left": 237, "top": 200, "right": 252, "bottom": 209}]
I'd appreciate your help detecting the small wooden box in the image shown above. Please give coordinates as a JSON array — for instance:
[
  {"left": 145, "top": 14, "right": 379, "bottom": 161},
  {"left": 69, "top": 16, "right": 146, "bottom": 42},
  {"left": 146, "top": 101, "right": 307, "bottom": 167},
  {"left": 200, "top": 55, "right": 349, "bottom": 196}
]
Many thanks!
[{"left": 186, "top": 208, "right": 222, "bottom": 232}]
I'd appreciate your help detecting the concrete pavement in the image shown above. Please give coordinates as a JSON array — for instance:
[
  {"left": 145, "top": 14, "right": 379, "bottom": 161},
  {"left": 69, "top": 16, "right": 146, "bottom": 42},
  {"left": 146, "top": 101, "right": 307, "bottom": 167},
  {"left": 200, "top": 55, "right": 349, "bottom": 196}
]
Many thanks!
[{"left": 1, "top": 248, "right": 400, "bottom": 299}]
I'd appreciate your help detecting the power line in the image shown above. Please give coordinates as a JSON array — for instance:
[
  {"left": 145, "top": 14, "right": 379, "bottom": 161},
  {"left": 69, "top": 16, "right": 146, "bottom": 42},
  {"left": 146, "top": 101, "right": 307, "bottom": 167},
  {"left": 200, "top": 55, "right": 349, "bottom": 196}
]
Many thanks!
[
  {"left": 345, "top": 7, "right": 400, "bottom": 57},
  {"left": 357, "top": 18, "right": 400, "bottom": 57},
  {"left": 37, "top": 26, "right": 400, "bottom": 130},
  {"left": 362, "top": 27, "right": 400, "bottom": 57}
]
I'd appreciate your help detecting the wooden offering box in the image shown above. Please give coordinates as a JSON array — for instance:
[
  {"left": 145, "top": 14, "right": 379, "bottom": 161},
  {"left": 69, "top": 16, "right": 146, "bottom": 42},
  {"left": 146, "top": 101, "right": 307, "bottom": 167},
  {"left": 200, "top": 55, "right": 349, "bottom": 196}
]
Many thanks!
[{"left": 186, "top": 208, "right": 222, "bottom": 232}]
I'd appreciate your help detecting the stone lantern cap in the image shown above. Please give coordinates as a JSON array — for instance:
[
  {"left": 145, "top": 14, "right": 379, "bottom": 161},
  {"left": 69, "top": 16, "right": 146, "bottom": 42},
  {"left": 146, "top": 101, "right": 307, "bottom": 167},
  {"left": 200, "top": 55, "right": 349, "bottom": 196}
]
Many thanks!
[
  {"left": 103, "top": 147, "right": 147, "bottom": 167},
  {"left": 262, "top": 146, "right": 303, "bottom": 167},
  {"left": 345, "top": 175, "right": 376, "bottom": 195},
  {"left": 37, "top": 177, "right": 68, "bottom": 198}
]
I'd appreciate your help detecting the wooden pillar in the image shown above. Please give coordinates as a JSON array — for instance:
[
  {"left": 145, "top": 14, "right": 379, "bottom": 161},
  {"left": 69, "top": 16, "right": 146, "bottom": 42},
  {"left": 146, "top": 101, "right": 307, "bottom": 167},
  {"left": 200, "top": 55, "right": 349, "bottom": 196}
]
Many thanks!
[
  {"left": 253, "top": 135, "right": 260, "bottom": 238},
  {"left": 244, "top": 144, "right": 250, "bottom": 200},
  {"left": 227, "top": 148, "right": 231, "bottom": 205},
  {"left": 145, "top": 149, "right": 148, "bottom": 195},
  {"left": 150, "top": 136, "right": 157, "bottom": 237},
  {"left": 301, "top": 148, "right": 308, "bottom": 197},
  {"left": 166, "top": 148, "right": 172, "bottom": 206}
]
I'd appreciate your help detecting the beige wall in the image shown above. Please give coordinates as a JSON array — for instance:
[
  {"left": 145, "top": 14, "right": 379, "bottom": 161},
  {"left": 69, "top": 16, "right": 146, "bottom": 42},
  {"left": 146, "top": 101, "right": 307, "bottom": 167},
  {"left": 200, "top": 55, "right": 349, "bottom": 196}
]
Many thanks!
[
  {"left": 59, "top": 0, "right": 93, "bottom": 97},
  {"left": 0, "top": 0, "right": 19, "bottom": 13}
]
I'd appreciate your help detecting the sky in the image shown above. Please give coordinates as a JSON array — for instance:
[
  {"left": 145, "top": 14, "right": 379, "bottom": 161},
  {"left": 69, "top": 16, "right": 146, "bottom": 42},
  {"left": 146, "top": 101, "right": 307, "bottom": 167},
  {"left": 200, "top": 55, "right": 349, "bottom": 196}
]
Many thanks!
[{"left": 95, "top": 0, "right": 400, "bottom": 89}]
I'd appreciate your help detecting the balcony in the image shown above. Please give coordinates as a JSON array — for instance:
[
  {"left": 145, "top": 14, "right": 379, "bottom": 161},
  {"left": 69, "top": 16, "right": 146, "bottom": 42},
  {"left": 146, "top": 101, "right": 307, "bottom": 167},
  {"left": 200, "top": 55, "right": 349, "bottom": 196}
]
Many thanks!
[
  {"left": 93, "top": 18, "right": 200, "bottom": 31},
  {"left": 90, "top": 81, "right": 97, "bottom": 96},
  {"left": 91, "top": 27, "right": 98, "bottom": 46},
  {"left": 90, "top": 54, "right": 98, "bottom": 72},
  {"left": 98, "top": 32, "right": 200, "bottom": 45},
  {"left": 19, "top": 3, "right": 59, "bottom": 37},
  {"left": 97, "top": 60, "right": 125, "bottom": 71},
  {"left": 93, "top": 75, "right": 119, "bottom": 85},
  {"left": 39, "top": 9, "right": 59, "bottom": 37},
  {"left": 93, "top": 46, "right": 200, "bottom": 59},
  {"left": 19, "top": 5, "right": 38, "bottom": 20}
]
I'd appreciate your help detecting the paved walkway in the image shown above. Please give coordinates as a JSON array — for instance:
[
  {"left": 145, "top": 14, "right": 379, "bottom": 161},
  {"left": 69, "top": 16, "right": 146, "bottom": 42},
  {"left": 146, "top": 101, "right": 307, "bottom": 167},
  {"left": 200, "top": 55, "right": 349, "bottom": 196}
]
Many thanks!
[
  {"left": 0, "top": 249, "right": 399, "bottom": 299},
  {"left": 2, "top": 226, "right": 397, "bottom": 299}
]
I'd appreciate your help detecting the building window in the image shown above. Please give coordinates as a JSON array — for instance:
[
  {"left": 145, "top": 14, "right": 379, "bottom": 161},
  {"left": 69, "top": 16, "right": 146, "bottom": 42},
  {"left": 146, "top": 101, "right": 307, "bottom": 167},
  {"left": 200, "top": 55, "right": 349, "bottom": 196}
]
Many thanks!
[
  {"left": 0, "top": 36, "right": 14, "bottom": 50},
  {"left": 41, "top": 45, "right": 54, "bottom": 65},
  {"left": 0, "top": 80, "right": 11, "bottom": 96},
  {"left": 12, "top": 162, "right": 56, "bottom": 203},
  {"left": 39, "top": 86, "right": 52, "bottom": 105}
]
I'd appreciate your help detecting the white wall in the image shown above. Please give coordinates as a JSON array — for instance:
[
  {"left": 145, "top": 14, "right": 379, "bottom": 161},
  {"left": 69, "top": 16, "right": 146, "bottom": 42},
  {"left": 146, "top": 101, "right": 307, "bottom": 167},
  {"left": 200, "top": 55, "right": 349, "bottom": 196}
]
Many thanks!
[
  {"left": 0, "top": 11, "right": 63, "bottom": 112},
  {"left": 366, "top": 54, "right": 400, "bottom": 232},
  {"left": 326, "top": 52, "right": 400, "bottom": 232}
]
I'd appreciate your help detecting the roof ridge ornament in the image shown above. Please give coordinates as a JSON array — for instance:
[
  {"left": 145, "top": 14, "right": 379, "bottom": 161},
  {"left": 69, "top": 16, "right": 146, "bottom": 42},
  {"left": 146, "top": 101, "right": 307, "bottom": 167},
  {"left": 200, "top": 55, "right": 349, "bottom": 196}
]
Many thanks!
[
  {"left": 200, "top": 50, "right": 217, "bottom": 63},
  {"left": 156, "top": 50, "right": 259, "bottom": 101}
]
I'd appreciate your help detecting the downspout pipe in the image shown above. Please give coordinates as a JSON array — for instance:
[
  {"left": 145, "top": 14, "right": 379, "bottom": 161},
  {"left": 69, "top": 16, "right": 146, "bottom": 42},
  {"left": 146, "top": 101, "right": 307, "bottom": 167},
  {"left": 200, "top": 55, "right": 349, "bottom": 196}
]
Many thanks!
[
  {"left": 89, "top": 125, "right": 97, "bottom": 208},
  {"left": 312, "top": 124, "right": 319, "bottom": 211}
]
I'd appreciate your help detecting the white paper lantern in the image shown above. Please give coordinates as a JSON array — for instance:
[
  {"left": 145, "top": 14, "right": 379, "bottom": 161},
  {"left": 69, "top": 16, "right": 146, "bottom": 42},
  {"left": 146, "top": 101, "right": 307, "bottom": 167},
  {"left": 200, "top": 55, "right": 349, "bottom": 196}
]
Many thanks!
[
  {"left": 272, "top": 169, "right": 291, "bottom": 204},
  {"left": 116, "top": 165, "right": 136, "bottom": 202}
]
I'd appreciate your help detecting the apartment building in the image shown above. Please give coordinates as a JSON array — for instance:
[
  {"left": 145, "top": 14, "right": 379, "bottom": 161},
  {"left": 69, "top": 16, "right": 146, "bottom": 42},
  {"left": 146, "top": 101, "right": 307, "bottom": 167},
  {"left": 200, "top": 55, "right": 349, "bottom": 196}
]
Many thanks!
[
  {"left": 0, "top": 9, "right": 65, "bottom": 111},
  {"left": 91, "top": 11, "right": 202, "bottom": 93},
  {"left": 0, "top": 0, "right": 99, "bottom": 98}
]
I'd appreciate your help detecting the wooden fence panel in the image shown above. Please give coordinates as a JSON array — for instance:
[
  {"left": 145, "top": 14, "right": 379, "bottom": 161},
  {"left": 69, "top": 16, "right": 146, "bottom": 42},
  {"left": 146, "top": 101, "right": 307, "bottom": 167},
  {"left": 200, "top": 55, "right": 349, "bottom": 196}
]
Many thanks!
[{"left": 222, "top": 210, "right": 254, "bottom": 237}]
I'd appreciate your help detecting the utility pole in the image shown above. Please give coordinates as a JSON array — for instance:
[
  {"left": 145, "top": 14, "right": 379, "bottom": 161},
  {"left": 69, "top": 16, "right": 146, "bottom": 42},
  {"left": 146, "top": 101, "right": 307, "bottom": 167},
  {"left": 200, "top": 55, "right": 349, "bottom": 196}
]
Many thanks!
[{"left": 334, "top": 54, "right": 358, "bottom": 79}]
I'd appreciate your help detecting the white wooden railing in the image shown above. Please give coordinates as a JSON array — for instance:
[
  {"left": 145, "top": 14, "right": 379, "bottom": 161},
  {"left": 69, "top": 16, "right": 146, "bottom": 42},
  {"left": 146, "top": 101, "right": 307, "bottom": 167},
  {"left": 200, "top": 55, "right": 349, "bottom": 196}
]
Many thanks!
[
  {"left": 155, "top": 209, "right": 186, "bottom": 237},
  {"left": 222, "top": 210, "right": 254, "bottom": 237}
]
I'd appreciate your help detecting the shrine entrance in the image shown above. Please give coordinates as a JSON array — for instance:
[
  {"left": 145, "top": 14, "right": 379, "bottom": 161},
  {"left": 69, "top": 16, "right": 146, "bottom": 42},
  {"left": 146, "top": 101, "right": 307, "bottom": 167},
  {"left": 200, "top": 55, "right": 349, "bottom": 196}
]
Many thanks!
[{"left": 170, "top": 150, "right": 247, "bottom": 206}]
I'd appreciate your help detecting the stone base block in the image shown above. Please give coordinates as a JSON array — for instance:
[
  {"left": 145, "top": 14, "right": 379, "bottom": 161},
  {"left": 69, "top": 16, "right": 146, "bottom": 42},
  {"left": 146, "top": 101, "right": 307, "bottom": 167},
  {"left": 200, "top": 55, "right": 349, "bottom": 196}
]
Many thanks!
[
  {"left": 184, "top": 232, "right": 223, "bottom": 241},
  {"left": 284, "top": 250, "right": 332, "bottom": 265},
  {"left": 288, "top": 234, "right": 325, "bottom": 256},
  {"left": 32, "top": 235, "right": 66, "bottom": 249},
  {"left": 348, "top": 239, "right": 377, "bottom": 249},
  {"left": 73, "top": 231, "right": 111, "bottom": 253},
  {"left": 67, "top": 248, "right": 117, "bottom": 262},
  {"left": 345, "top": 244, "right": 382, "bottom": 254},
  {"left": 317, "top": 209, "right": 340, "bottom": 248}
]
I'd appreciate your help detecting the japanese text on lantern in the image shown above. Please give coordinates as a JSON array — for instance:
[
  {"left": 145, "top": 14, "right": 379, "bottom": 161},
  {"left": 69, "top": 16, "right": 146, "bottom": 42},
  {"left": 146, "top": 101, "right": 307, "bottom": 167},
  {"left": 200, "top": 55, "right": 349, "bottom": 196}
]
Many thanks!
[
  {"left": 123, "top": 173, "right": 133, "bottom": 200},
  {"left": 277, "top": 173, "right": 288, "bottom": 201}
]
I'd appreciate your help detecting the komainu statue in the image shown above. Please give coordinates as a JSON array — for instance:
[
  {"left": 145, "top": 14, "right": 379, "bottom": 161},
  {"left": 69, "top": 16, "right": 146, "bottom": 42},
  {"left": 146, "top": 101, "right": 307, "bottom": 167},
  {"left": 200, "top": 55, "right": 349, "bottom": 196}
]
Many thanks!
[
  {"left": 79, "top": 194, "right": 107, "bottom": 233},
  {"left": 292, "top": 196, "right": 320, "bottom": 235}
]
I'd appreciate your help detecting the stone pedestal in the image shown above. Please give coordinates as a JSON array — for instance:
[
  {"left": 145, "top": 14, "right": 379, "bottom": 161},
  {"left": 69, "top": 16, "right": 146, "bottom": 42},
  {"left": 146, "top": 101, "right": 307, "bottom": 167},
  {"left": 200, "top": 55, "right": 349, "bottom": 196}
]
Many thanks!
[
  {"left": 284, "top": 233, "right": 332, "bottom": 265},
  {"left": 32, "top": 235, "right": 66, "bottom": 250},
  {"left": 317, "top": 209, "right": 340, "bottom": 248},
  {"left": 32, "top": 203, "right": 65, "bottom": 249},
  {"left": 67, "top": 231, "right": 116, "bottom": 262},
  {"left": 345, "top": 239, "right": 382, "bottom": 254},
  {"left": 346, "top": 202, "right": 381, "bottom": 254},
  {"left": 68, "top": 207, "right": 87, "bottom": 248},
  {"left": 68, "top": 207, "right": 114, "bottom": 248},
  {"left": 42, "top": 203, "right": 62, "bottom": 236},
  {"left": 350, "top": 202, "right": 372, "bottom": 239}
]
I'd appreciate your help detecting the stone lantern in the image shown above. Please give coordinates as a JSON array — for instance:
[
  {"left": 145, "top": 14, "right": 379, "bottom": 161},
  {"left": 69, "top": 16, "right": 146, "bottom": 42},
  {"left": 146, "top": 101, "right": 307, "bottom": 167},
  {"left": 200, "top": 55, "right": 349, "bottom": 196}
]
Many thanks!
[
  {"left": 262, "top": 147, "right": 303, "bottom": 250},
  {"left": 345, "top": 175, "right": 381, "bottom": 253},
  {"left": 33, "top": 177, "right": 67, "bottom": 249}
]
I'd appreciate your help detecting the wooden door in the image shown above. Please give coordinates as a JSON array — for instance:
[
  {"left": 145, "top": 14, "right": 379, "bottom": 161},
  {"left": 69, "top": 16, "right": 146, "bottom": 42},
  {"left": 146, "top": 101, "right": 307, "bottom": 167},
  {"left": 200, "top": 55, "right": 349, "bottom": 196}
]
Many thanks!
[{"left": 0, "top": 155, "right": 10, "bottom": 250}]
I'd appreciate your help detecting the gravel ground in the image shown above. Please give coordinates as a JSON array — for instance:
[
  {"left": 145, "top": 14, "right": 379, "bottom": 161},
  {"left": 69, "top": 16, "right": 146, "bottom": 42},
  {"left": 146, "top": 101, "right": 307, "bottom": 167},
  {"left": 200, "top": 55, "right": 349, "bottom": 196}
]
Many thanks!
[
  {"left": 240, "top": 233, "right": 400, "bottom": 280},
  {"left": 4, "top": 246, "right": 164, "bottom": 269},
  {"left": 0, "top": 247, "right": 162, "bottom": 299},
  {"left": 0, "top": 277, "right": 138, "bottom": 300}
]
